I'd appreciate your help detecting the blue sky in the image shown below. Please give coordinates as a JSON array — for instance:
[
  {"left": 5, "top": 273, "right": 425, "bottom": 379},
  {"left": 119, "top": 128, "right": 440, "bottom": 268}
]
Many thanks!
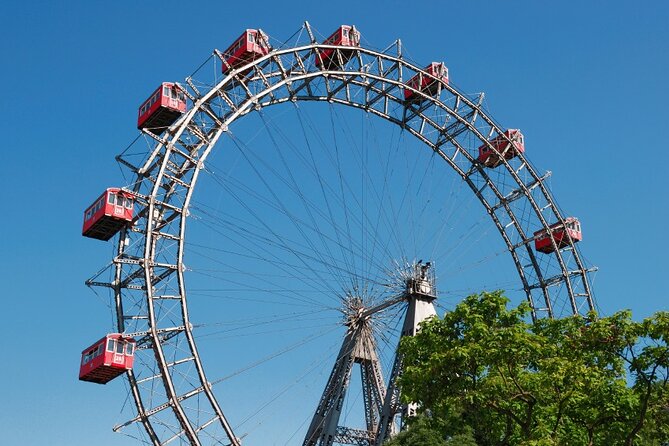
[{"left": 1, "top": 1, "right": 667, "bottom": 445}]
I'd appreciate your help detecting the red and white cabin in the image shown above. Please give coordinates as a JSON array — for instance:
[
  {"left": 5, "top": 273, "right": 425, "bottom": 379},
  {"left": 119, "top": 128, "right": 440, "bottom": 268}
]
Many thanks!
[
  {"left": 221, "top": 29, "right": 271, "bottom": 74},
  {"left": 79, "top": 334, "right": 136, "bottom": 384},
  {"left": 404, "top": 62, "right": 449, "bottom": 102},
  {"left": 82, "top": 188, "right": 134, "bottom": 241},
  {"left": 315, "top": 25, "right": 360, "bottom": 69},
  {"left": 137, "top": 82, "right": 187, "bottom": 134},
  {"left": 534, "top": 217, "right": 582, "bottom": 254},
  {"left": 477, "top": 129, "right": 525, "bottom": 168}
]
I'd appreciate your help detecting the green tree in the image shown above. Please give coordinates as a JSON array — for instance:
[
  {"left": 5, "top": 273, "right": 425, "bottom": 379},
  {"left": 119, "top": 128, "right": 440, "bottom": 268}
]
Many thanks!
[
  {"left": 383, "top": 414, "right": 478, "bottom": 446},
  {"left": 396, "top": 291, "right": 668, "bottom": 446}
]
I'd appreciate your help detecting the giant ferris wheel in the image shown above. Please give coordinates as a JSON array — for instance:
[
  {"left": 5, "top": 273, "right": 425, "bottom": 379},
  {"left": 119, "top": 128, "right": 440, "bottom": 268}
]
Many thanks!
[{"left": 80, "top": 22, "right": 596, "bottom": 446}]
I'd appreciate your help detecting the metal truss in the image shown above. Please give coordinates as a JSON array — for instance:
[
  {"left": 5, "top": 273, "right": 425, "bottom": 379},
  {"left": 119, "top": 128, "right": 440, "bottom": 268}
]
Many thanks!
[
  {"left": 374, "top": 263, "right": 437, "bottom": 445},
  {"left": 88, "top": 21, "right": 596, "bottom": 445},
  {"left": 302, "top": 262, "right": 438, "bottom": 446},
  {"left": 303, "top": 298, "right": 386, "bottom": 446}
]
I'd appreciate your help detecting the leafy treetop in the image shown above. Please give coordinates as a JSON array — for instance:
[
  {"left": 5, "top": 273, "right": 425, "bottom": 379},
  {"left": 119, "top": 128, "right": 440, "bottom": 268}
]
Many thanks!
[{"left": 390, "top": 291, "right": 668, "bottom": 446}]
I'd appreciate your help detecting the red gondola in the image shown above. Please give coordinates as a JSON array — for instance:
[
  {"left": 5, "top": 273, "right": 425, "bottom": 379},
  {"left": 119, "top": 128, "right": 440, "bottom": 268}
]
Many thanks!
[
  {"left": 404, "top": 62, "right": 449, "bottom": 102},
  {"left": 478, "top": 129, "right": 525, "bottom": 168},
  {"left": 315, "top": 25, "right": 360, "bottom": 69},
  {"left": 221, "top": 29, "right": 271, "bottom": 74},
  {"left": 79, "top": 334, "right": 136, "bottom": 384},
  {"left": 82, "top": 188, "right": 134, "bottom": 241},
  {"left": 137, "top": 82, "right": 187, "bottom": 134},
  {"left": 534, "top": 217, "right": 582, "bottom": 254}
]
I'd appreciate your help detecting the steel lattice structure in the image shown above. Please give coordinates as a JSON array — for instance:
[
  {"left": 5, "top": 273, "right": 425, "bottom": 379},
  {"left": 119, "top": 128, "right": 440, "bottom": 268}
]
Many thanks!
[{"left": 86, "top": 22, "right": 596, "bottom": 446}]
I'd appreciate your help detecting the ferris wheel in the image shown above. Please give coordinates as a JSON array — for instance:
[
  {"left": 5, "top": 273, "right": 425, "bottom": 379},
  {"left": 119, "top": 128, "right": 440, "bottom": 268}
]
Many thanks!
[{"left": 80, "top": 22, "right": 596, "bottom": 446}]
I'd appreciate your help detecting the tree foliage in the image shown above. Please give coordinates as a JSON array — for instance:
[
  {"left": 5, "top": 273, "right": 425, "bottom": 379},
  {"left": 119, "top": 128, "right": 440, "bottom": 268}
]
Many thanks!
[
  {"left": 393, "top": 291, "right": 668, "bottom": 446},
  {"left": 383, "top": 414, "right": 478, "bottom": 446}
]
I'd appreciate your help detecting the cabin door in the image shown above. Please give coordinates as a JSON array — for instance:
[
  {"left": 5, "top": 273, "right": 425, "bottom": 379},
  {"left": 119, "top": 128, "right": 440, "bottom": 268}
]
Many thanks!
[
  {"left": 113, "top": 340, "right": 125, "bottom": 364},
  {"left": 113, "top": 194, "right": 125, "bottom": 217},
  {"left": 167, "top": 86, "right": 178, "bottom": 109}
]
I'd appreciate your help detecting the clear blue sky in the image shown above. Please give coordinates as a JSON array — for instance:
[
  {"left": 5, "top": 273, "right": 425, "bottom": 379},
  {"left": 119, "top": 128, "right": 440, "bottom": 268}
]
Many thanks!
[{"left": 1, "top": 1, "right": 667, "bottom": 445}]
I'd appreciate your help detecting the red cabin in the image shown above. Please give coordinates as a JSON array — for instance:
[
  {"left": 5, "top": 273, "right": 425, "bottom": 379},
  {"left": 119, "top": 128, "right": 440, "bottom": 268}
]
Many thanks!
[
  {"left": 315, "top": 25, "right": 360, "bottom": 69},
  {"left": 137, "top": 82, "right": 187, "bottom": 134},
  {"left": 82, "top": 188, "right": 134, "bottom": 241},
  {"left": 404, "top": 62, "right": 449, "bottom": 102},
  {"left": 534, "top": 217, "right": 582, "bottom": 254},
  {"left": 221, "top": 29, "right": 271, "bottom": 74},
  {"left": 477, "top": 129, "right": 525, "bottom": 168},
  {"left": 79, "top": 334, "right": 136, "bottom": 384}
]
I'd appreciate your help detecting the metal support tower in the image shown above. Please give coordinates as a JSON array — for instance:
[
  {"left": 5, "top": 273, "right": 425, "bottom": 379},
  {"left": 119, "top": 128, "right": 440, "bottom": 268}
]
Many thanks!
[
  {"left": 374, "top": 262, "right": 437, "bottom": 446},
  {"left": 303, "top": 299, "right": 386, "bottom": 446}
]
